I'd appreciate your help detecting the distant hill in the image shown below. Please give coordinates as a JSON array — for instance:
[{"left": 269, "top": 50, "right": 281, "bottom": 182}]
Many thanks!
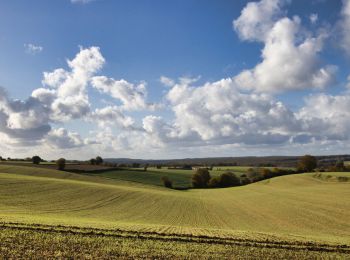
[{"left": 105, "top": 154, "right": 350, "bottom": 167}]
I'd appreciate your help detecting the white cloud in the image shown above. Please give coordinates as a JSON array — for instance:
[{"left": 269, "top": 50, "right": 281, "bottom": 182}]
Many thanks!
[
  {"left": 159, "top": 76, "right": 175, "bottom": 87},
  {"left": 91, "top": 76, "right": 155, "bottom": 111},
  {"left": 298, "top": 94, "right": 350, "bottom": 140},
  {"left": 43, "top": 46, "right": 105, "bottom": 121},
  {"left": 233, "top": 0, "right": 285, "bottom": 42},
  {"left": 89, "top": 106, "right": 136, "bottom": 128},
  {"left": 0, "top": 88, "right": 51, "bottom": 144},
  {"left": 24, "top": 43, "right": 43, "bottom": 55},
  {"left": 233, "top": 0, "right": 336, "bottom": 93},
  {"left": 309, "top": 13, "right": 318, "bottom": 24},
  {"left": 42, "top": 69, "right": 69, "bottom": 88},
  {"left": 164, "top": 77, "right": 301, "bottom": 145},
  {"left": 45, "top": 128, "right": 84, "bottom": 149}
]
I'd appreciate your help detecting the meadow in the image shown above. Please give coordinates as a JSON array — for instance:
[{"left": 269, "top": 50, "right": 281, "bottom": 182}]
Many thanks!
[{"left": 0, "top": 164, "right": 349, "bottom": 258}]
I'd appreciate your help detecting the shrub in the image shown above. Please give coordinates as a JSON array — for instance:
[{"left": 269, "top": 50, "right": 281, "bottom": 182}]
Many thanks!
[
  {"left": 260, "top": 168, "right": 272, "bottom": 179},
  {"left": 192, "top": 168, "right": 211, "bottom": 188},
  {"left": 144, "top": 164, "right": 149, "bottom": 171},
  {"left": 297, "top": 155, "right": 317, "bottom": 172},
  {"left": 240, "top": 174, "right": 251, "bottom": 185},
  {"left": 208, "top": 176, "right": 221, "bottom": 188},
  {"left": 32, "top": 155, "right": 41, "bottom": 165},
  {"left": 208, "top": 172, "right": 240, "bottom": 188},
  {"left": 161, "top": 176, "right": 173, "bottom": 188},
  {"left": 156, "top": 165, "right": 162, "bottom": 169},
  {"left": 246, "top": 168, "right": 264, "bottom": 182},
  {"left": 219, "top": 172, "right": 241, "bottom": 187},
  {"left": 56, "top": 158, "right": 66, "bottom": 171}
]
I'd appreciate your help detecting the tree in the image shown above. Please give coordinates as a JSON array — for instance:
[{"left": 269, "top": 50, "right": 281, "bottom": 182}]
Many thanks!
[
  {"left": 191, "top": 168, "right": 211, "bottom": 188},
  {"left": 144, "top": 163, "right": 149, "bottom": 171},
  {"left": 297, "top": 155, "right": 317, "bottom": 172},
  {"left": 32, "top": 155, "right": 41, "bottom": 165},
  {"left": 56, "top": 158, "right": 66, "bottom": 171},
  {"left": 90, "top": 158, "right": 97, "bottom": 165},
  {"left": 96, "top": 156, "right": 103, "bottom": 165}
]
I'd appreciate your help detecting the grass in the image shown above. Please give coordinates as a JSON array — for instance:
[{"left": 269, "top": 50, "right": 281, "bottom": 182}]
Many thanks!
[
  {"left": 2, "top": 226, "right": 348, "bottom": 259},
  {"left": 0, "top": 164, "right": 349, "bottom": 257}
]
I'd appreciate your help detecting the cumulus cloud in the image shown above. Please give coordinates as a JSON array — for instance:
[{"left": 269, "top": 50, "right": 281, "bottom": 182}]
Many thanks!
[
  {"left": 233, "top": 0, "right": 336, "bottom": 93},
  {"left": 0, "top": 88, "right": 51, "bottom": 144},
  {"left": 45, "top": 128, "right": 84, "bottom": 149},
  {"left": 89, "top": 106, "right": 136, "bottom": 128},
  {"left": 24, "top": 43, "right": 43, "bottom": 55},
  {"left": 298, "top": 94, "right": 350, "bottom": 140},
  {"left": 91, "top": 76, "right": 155, "bottom": 110},
  {"left": 0, "top": 46, "right": 105, "bottom": 147},
  {"left": 233, "top": 0, "right": 286, "bottom": 42},
  {"left": 42, "top": 69, "right": 69, "bottom": 88},
  {"left": 163, "top": 77, "right": 303, "bottom": 146},
  {"left": 41, "top": 46, "right": 105, "bottom": 121}
]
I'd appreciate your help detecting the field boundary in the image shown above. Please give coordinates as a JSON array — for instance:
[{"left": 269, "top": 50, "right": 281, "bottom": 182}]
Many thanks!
[{"left": 1, "top": 222, "right": 349, "bottom": 254}]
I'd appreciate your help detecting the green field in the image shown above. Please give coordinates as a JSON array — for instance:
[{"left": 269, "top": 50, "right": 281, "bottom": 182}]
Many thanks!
[
  {"left": 0, "top": 164, "right": 349, "bottom": 258},
  {"left": 87, "top": 166, "right": 266, "bottom": 188}
]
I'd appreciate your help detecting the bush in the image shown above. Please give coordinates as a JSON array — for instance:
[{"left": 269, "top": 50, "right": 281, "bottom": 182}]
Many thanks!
[
  {"left": 240, "top": 174, "right": 251, "bottom": 185},
  {"left": 260, "top": 168, "right": 272, "bottom": 179},
  {"left": 219, "top": 172, "right": 241, "bottom": 187},
  {"left": 161, "top": 176, "right": 173, "bottom": 188},
  {"left": 32, "top": 155, "right": 41, "bottom": 165},
  {"left": 246, "top": 168, "right": 264, "bottom": 182},
  {"left": 56, "top": 158, "right": 66, "bottom": 171},
  {"left": 192, "top": 168, "right": 211, "bottom": 188},
  {"left": 208, "top": 172, "right": 240, "bottom": 188},
  {"left": 208, "top": 176, "right": 221, "bottom": 188},
  {"left": 156, "top": 165, "right": 162, "bottom": 169}
]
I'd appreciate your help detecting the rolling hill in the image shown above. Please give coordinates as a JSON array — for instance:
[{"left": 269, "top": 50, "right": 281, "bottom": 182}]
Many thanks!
[{"left": 0, "top": 164, "right": 349, "bottom": 245}]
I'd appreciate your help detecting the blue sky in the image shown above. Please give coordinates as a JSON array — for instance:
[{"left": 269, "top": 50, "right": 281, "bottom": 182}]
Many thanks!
[{"left": 0, "top": 0, "right": 350, "bottom": 159}]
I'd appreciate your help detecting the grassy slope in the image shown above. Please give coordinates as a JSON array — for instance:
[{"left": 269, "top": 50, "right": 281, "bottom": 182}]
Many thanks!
[{"left": 0, "top": 165, "right": 349, "bottom": 244}]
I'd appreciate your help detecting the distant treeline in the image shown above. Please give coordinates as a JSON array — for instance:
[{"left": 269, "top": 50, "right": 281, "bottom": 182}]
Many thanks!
[{"left": 104, "top": 155, "right": 350, "bottom": 168}]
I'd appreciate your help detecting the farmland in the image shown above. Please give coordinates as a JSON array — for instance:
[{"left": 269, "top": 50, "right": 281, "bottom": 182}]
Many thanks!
[{"left": 0, "top": 164, "right": 349, "bottom": 257}]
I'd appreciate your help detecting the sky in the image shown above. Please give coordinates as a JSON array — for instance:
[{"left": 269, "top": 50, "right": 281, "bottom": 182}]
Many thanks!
[{"left": 1, "top": 0, "right": 350, "bottom": 160}]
